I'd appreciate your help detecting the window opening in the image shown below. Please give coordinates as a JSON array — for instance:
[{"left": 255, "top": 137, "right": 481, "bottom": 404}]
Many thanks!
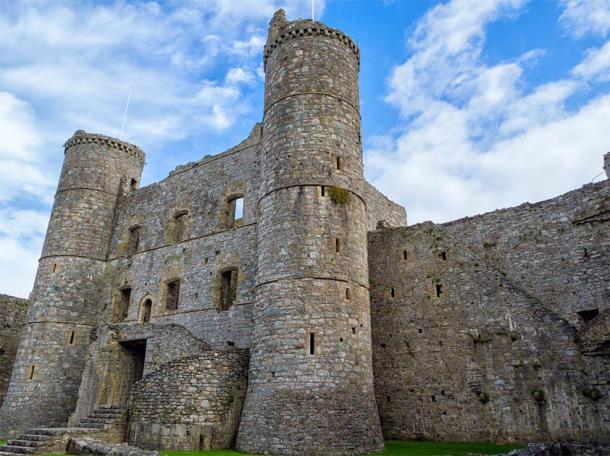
[
  {"left": 345, "top": 288, "right": 351, "bottom": 300},
  {"left": 115, "top": 287, "right": 131, "bottom": 322},
  {"left": 165, "top": 280, "right": 180, "bottom": 311},
  {"left": 173, "top": 212, "right": 188, "bottom": 243},
  {"left": 440, "top": 251, "right": 447, "bottom": 261},
  {"left": 28, "top": 365, "right": 35, "bottom": 380},
  {"left": 435, "top": 283, "right": 443, "bottom": 297},
  {"left": 226, "top": 196, "right": 244, "bottom": 228},
  {"left": 335, "top": 156, "right": 342, "bottom": 170},
  {"left": 320, "top": 186, "right": 326, "bottom": 197},
  {"left": 577, "top": 309, "right": 599, "bottom": 323},
  {"left": 390, "top": 287, "right": 395, "bottom": 298},
  {"left": 335, "top": 238, "right": 342, "bottom": 254},
  {"left": 69, "top": 331, "right": 75, "bottom": 345},
  {"left": 130, "top": 178, "right": 138, "bottom": 192},
  {"left": 128, "top": 226, "right": 140, "bottom": 255},
  {"left": 309, "top": 332, "right": 315, "bottom": 355},
  {"left": 52, "top": 263, "right": 57, "bottom": 273},
  {"left": 141, "top": 299, "right": 152, "bottom": 324},
  {"left": 219, "top": 268, "right": 239, "bottom": 310},
  {"left": 403, "top": 250, "right": 408, "bottom": 260}
]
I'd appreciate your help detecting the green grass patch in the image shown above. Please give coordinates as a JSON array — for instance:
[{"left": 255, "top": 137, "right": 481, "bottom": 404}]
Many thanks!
[
  {"left": 0, "top": 439, "right": 6, "bottom": 445},
  {"left": 160, "top": 440, "right": 525, "bottom": 456}
]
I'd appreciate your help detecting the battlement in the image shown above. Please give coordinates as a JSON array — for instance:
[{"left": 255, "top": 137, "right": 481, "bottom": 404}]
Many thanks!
[
  {"left": 263, "top": 11, "right": 360, "bottom": 69},
  {"left": 64, "top": 130, "right": 145, "bottom": 166}
]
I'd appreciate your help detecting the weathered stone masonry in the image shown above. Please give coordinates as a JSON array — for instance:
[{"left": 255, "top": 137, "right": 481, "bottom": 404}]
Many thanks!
[
  {"left": 370, "top": 179, "right": 609, "bottom": 443},
  {"left": 0, "top": 294, "right": 27, "bottom": 407},
  {"left": 1, "top": 8, "right": 608, "bottom": 455}
]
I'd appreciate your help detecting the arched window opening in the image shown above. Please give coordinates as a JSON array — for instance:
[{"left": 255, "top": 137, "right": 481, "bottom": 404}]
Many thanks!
[
  {"left": 128, "top": 226, "right": 141, "bottom": 255},
  {"left": 165, "top": 280, "right": 181, "bottom": 312},
  {"left": 218, "top": 268, "right": 239, "bottom": 311},
  {"left": 130, "top": 178, "right": 138, "bottom": 192},
  {"left": 140, "top": 299, "right": 152, "bottom": 324}
]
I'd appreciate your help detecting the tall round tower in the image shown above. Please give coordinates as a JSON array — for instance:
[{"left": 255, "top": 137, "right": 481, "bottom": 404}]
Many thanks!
[
  {"left": 0, "top": 131, "right": 144, "bottom": 434},
  {"left": 237, "top": 10, "right": 384, "bottom": 455}
]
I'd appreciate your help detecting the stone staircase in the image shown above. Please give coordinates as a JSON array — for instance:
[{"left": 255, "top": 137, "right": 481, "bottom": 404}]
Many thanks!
[
  {"left": 0, "top": 406, "right": 127, "bottom": 455},
  {"left": 76, "top": 405, "right": 127, "bottom": 431}
]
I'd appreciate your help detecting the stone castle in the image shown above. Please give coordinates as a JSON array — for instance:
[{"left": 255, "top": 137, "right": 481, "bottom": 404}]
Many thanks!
[{"left": 0, "top": 10, "right": 608, "bottom": 456}]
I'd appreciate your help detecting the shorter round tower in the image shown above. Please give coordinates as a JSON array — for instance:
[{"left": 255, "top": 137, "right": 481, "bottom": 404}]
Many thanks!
[{"left": 0, "top": 131, "right": 144, "bottom": 435}]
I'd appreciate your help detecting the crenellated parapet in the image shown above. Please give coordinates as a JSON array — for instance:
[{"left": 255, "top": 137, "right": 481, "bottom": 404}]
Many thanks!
[
  {"left": 264, "top": 20, "right": 360, "bottom": 69},
  {"left": 64, "top": 130, "right": 145, "bottom": 166}
]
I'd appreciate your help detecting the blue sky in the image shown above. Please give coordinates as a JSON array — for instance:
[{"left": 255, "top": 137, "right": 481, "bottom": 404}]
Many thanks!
[{"left": 1, "top": 0, "right": 609, "bottom": 297}]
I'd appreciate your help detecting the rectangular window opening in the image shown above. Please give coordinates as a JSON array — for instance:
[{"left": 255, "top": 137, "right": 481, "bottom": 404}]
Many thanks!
[
  {"left": 52, "top": 263, "right": 57, "bottom": 273},
  {"left": 345, "top": 288, "right": 351, "bottom": 300},
  {"left": 403, "top": 250, "right": 408, "bottom": 260},
  {"left": 166, "top": 280, "right": 181, "bottom": 311},
  {"left": 320, "top": 186, "right": 326, "bottom": 197},
  {"left": 173, "top": 213, "right": 188, "bottom": 243},
  {"left": 28, "top": 365, "right": 35, "bottom": 380},
  {"left": 435, "top": 283, "right": 443, "bottom": 297},
  {"left": 69, "top": 331, "right": 75, "bottom": 345},
  {"left": 390, "top": 287, "right": 395, "bottom": 298},
  {"left": 335, "top": 156, "right": 342, "bottom": 170},
  {"left": 440, "top": 251, "right": 447, "bottom": 261},
  {"left": 119, "top": 287, "right": 132, "bottom": 321},
  {"left": 220, "top": 269, "right": 238, "bottom": 310},
  {"left": 128, "top": 227, "right": 140, "bottom": 255},
  {"left": 227, "top": 197, "right": 244, "bottom": 228},
  {"left": 335, "top": 238, "right": 342, "bottom": 254},
  {"left": 309, "top": 332, "right": 315, "bottom": 355}
]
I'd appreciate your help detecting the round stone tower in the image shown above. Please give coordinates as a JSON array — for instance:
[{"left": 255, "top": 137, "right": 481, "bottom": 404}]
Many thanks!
[
  {"left": 0, "top": 131, "right": 144, "bottom": 435},
  {"left": 236, "top": 10, "right": 384, "bottom": 455}
]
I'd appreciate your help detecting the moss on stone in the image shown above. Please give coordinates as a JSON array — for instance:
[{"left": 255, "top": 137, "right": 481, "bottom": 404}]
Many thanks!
[{"left": 328, "top": 186, "right": 351, "bottom": 205}]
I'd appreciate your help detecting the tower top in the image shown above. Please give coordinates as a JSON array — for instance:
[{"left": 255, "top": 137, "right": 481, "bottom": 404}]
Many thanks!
[
  {"left": 263, "top": 9, "right": 360, "bottom": 70},
  {"left": 64, "top": 130, "right": 145, "bottom": 165}
]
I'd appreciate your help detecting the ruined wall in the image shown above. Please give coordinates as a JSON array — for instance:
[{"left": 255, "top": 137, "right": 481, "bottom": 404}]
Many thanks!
[
  {"left": 0, "top": 295, "right": 27, "bottom": 408},
  {"left": 364, "top": 181, "right": 407, "bottom": 230},
  {"left": 369, "top": 179, "right": 609, "bottom": 443},
  {"left": 128, "top": 350, "right": 248, "bottom": 451}
]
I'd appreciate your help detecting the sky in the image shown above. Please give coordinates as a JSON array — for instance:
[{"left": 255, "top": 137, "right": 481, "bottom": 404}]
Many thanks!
[{"left": 1, "top": 0, "right": 609, "bottom": 298}]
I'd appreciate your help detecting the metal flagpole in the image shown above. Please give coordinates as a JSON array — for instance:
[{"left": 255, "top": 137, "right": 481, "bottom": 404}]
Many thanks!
[
  {"left": 119, "top": 85, "right": 132, "bottom": 140},
  {"left": 312, "top": 0, "right": 315, "bottom": 21}
]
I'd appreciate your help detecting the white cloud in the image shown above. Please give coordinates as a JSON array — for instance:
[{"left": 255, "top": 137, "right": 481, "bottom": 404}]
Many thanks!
[
  {"left": 0, "top": 0, "right": 322, "bottom": 297},
  {"left": 572, "top": 40, "right": 610, "bottom": 81},
  {"left": 560, "top": 0, "right": 610, "bottom": 38},
  {"left": 367, "top": 0, "right": 610, "bottom": 224}
]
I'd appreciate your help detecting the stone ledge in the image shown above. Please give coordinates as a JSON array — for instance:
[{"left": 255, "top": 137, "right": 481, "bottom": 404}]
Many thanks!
[{"left": 68, "top": 437, "right": 160, "bottom": 456}]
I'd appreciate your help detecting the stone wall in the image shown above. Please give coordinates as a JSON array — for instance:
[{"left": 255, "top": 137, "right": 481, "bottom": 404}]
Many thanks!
[
  {"left": 128, "top": 350, "right": 248, "bottom": 451},
  {"left": 369, "top": 179, "right": 609, "bottom": 443},
  {"left": 0, "top": 294, "right": 27, "bottom": 409},
  {"left": 100, "top": 125, "right": 262, "bottom": 350},
  {"left": 364, "top": 181, "right": 407, "bottom": 231}
]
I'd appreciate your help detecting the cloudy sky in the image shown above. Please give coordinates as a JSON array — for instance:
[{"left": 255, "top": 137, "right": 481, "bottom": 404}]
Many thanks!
[{"left": 1, "top": 0, "right": 609, "bottom": 298}]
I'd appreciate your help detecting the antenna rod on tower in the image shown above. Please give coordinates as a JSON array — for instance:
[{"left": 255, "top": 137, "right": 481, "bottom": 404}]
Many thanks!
[
  {"left": 312, "top": 0, "right": 315, "bottom": 21},
  {"left": 119, "top": 85, "right": 132, "bottom": 140}
]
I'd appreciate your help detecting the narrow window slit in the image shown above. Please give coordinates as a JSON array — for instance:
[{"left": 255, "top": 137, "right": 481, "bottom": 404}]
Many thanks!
[
  {"left": 335, "top": 156, "right": 342, "bottom": 170},
  {"left": 320, "top": 186, "right": 326, "bottom": 197},
  {"left": 29, "top": 365, "right": 35, "bottom": 380},
  {"left": 309, "top": 332, "right": 315, "bottom": 355},
  {"left": 435, "top": 283, "right": 443, "bottom": 297},
  {"left": 403, "top": 250, "right": 408, "bottom": 260},
  {"left": 69, "top": 331, "right": 75, "bottom": 345},
  {"left": 390, "top": 287, "right": 395, "bottom": 298},
  {"left": 345, "top": 288, "right": 351, "bottom": 300}
]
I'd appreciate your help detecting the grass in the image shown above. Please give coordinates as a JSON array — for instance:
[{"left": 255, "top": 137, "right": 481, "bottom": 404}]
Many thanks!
[{"left": 161, "top": 440, "right": 525, "bottom": 456}]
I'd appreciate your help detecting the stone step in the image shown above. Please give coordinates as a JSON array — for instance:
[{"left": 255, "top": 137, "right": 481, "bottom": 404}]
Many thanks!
[
  {"left": 0, "top": 445, "right": 35, "bottom": 454},
  {"left": 6, "top": 441, "right": 39, "bottom": 449},
  {"left": 75, "top": 423, "right": 105, "bottom": 429},
  {"left": 81, "top": 417, "right": 117, "bottom": 424},
  {"left": 97, "top": 405, "right": 126, "bottom": 411},
  {"left": 15, "top": 435, "right": 51, "bottom": 443},
  {"left": 27, "top": 427, "right": 93, "bottom": 436}
]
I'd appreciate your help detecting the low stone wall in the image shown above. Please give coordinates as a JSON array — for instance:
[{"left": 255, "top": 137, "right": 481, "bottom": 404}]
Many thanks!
[
  {"left": 68, "top": 437, "right": 160, "bottom": 456},
  {"left": 128, "top": 349, "right": 248, "bottom": 450},
  {"left": 503, "top": 442, "right": 610, "bottom": 455},
  {"left": 0, "top": 294, "right": 28, "bottom": 408}
]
